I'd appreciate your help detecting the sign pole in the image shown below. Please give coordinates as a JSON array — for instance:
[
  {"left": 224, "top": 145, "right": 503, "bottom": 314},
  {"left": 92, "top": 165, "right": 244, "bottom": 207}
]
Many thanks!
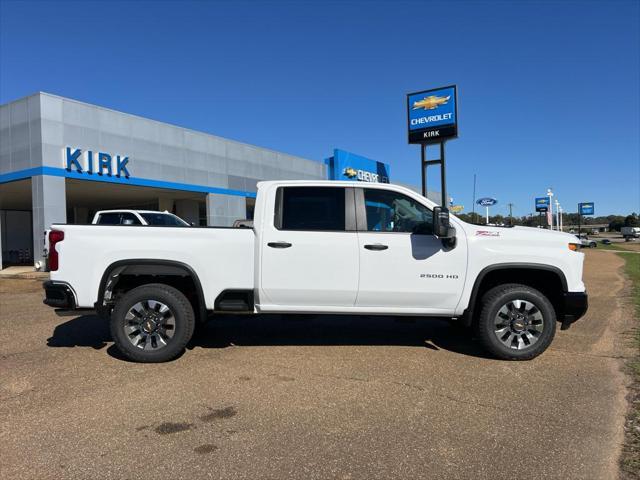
[
  {"left": 578, "top": 209, "right": 581, "bottom": 237},
  {"left": 472, "top": 174, "right": 476, "bottom": 223},
  {"left": 421, "top": 144, "right": 426, "bottom": 198},
  {"left": 486, "top": 206, "right": 489, "bottom": 224},
  {"left": 440, "top": 142, "right": 447, "bottom": 209}
]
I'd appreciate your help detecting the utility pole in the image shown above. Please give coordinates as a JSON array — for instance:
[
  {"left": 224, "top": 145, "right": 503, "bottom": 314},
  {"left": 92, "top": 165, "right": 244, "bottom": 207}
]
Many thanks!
[
  {"left": 472, "top": 173, "right": 477, "bottom": 224},
  {"left": 507, "top": 203, "right": 514, "bottom": 226}
]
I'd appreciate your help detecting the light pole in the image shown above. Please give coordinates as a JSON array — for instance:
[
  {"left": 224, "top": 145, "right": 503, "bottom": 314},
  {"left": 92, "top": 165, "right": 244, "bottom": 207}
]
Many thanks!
[
  {"left": 547, "top": 188, "right": 554, "bottom": 230},
  {"left": 555, "top": 200, "right": 560, "bottom": 231}
]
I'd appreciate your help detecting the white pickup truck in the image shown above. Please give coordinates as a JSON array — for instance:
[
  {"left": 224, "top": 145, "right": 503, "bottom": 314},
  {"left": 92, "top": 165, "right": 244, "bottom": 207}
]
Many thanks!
[{"left": 43, "top": 181, "right": 588, "bottom": 363}]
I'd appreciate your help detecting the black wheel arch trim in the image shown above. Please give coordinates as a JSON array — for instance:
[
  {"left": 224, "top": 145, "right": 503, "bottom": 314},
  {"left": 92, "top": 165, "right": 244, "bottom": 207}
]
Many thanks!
[
  {"left": 96, "top": 259, "right": 208, "bottom": 321},
  {"left": 461, "top": 263, "right": 569, "bottom": 326}
]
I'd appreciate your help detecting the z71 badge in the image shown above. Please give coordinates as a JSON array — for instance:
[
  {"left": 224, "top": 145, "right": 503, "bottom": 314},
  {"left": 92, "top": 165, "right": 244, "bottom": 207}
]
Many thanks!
[{"left": 476, "top": 230, "right": 500, "bottom": 237}]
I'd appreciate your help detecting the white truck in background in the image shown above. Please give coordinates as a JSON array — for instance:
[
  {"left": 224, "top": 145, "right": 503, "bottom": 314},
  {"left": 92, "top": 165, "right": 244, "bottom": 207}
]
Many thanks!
[
  {"left": 43, "top": 181, "right": 588, "bottom": 363},
  {"left": 42, "top": 210, "right": 189, "bottom": 270},
  {"left": 91, "top": 210, "right": 190, "bottom": 226},
  {"left": 621, "top": 226, "right": 640, "bottom": 241}
]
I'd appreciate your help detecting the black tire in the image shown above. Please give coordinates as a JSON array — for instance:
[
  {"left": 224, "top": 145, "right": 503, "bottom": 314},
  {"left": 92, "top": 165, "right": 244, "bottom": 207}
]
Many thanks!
[
  {"left": 475, "top": 283, "right": 556, "bottom": 360},
  {"left": 110, "top": 283, "right": 195, "bottom": 363},
  {"left": 589, "top": 242, "right": 596, "bottom": 248}
]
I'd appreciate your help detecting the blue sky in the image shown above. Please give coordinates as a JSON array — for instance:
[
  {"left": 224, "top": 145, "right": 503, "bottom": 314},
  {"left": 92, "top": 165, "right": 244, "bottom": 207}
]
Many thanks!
[{"left": 1, "top": 0, "right": 638, "bottom": 216}]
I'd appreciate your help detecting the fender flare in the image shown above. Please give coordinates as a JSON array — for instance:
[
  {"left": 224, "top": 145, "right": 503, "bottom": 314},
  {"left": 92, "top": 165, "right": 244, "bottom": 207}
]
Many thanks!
[
  {"left": 461, "top": 263, "right": 568, "bottom": 326},
  {"left": 96, "top": 259, "right": 207, "bottom": 320}
]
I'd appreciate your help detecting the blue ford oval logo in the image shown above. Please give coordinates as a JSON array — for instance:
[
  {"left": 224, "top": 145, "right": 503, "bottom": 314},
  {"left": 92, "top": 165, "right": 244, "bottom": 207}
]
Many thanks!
[{"left": 477, "top": 197, "right": 498, "bottom": 206}]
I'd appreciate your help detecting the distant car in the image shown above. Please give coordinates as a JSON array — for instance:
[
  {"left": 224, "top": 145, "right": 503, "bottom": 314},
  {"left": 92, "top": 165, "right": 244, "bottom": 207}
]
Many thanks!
[
  {"left": 92, "top": 210, "right": 190, "bottom": 226},
  {"left": 575, "top": 234, "right": 597, "bottom": 248},
  {"left": 42, "top": 210, "right": 190, "bottom": 270}
]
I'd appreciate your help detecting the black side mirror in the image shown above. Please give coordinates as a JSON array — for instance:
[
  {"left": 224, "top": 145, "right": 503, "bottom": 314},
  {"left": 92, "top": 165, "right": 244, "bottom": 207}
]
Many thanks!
[
  {"left": 412, "top": 221, "right": 432, "bottom": 235},
  {"left": 433, "top": 206, "right": 456, "bottom": 245}
]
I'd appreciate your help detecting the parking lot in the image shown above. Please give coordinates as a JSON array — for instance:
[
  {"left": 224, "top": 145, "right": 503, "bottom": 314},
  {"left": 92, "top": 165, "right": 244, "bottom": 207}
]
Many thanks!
[{"left": 0, "top": 250, "right": 636, "bottom": 480}]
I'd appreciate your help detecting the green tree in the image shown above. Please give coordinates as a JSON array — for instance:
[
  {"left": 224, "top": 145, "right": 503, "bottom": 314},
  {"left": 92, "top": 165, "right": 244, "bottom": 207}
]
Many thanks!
[{"left": 624, "top": 213, "right": 639, "bottom": 227}]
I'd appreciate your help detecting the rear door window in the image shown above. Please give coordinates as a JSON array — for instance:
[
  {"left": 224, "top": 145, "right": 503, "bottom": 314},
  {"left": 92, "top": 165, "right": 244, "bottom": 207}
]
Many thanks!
[{"left": 276, "top": 187, "right": 346, "bottom": 231}]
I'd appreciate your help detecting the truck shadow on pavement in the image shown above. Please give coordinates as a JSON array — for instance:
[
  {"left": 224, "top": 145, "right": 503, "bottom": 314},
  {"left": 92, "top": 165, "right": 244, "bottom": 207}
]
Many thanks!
[{"left": 47, "top": 313, "right": 490, "bottom": 360}]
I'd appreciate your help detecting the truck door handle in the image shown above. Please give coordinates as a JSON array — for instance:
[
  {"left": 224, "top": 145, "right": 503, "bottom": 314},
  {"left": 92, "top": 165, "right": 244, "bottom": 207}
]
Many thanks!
[
  {"left": 268, "top": 242, "right": 292, "bottom": 249},
  {"left": 364, "top": 244, "right": 388, "bottom": 251}
]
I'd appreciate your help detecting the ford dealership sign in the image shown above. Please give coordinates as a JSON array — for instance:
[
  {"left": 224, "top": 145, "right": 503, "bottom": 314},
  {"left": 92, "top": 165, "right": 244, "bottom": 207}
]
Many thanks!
[{"left": 477, "top": 197, "right": 498, "bottom": 207}]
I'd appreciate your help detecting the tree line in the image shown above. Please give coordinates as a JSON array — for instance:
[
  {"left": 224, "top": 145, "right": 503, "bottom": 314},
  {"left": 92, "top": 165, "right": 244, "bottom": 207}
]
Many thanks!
[{"left": 455, "top": 212, "right": 639, "bottom": 230}]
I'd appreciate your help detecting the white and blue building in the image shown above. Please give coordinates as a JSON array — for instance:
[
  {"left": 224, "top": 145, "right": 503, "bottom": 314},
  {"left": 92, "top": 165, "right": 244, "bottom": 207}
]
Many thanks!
[{"left": 0, "top": 92, "right": 393, "bottom": 269}]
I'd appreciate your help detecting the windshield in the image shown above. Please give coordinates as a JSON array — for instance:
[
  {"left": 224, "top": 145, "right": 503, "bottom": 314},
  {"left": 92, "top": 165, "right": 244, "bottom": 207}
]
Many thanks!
[{"left": 140, "top": 213, "right": 189, "bottom": 226}]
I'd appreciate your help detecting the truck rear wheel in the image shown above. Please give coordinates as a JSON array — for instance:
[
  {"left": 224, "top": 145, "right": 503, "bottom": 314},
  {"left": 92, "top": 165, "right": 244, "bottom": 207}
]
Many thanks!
[
  {"left": 475, "top": 283, "right": 556, "bottom": 360},
  {"left": 110, "top": 283, "right": 195, "bottom": 363}
]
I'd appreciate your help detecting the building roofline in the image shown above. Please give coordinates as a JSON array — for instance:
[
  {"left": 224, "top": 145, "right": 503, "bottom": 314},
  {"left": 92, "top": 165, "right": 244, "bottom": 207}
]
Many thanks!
[{"left": 1, "top": 91, "right": 323, "bottom": 167}]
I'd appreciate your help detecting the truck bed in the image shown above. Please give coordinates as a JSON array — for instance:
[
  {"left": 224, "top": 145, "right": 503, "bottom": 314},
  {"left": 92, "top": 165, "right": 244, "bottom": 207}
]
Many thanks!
[{"left": 49, "top": 225, "right": 255, "bottom": 309}]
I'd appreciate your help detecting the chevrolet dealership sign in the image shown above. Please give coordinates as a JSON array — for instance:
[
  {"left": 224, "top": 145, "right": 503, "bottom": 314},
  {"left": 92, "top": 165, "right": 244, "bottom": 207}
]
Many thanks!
[
  {"left": 326, "top": 149, "right": 390, "bottom": 184},
  {"left": 407, "top": 85, "right": 458, "bottom": 144},
  {"left": 64, "top": 147, "right": 131, "bottom": 178}
]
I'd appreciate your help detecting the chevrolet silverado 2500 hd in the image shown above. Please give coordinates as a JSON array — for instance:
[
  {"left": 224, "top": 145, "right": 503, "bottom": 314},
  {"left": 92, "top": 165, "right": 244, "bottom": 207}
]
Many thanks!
[{"left": 43, "top": 181, "right": 588, "bottom": 362}]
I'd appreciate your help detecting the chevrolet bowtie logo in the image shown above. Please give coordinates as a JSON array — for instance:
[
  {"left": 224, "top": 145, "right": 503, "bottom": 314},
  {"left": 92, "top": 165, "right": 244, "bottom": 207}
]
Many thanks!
[
  {"left": 412, "top": 95, "right": 450, "bottom": 110},
  {"left": 343, "top": 167, "right": 358, "bottom": 178}
]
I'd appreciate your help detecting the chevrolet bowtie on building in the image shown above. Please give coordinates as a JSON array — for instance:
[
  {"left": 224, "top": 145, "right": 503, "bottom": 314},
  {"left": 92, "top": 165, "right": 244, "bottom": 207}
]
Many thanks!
[{"left": 342, "top": 167, "right": 358, "bottom": 178}]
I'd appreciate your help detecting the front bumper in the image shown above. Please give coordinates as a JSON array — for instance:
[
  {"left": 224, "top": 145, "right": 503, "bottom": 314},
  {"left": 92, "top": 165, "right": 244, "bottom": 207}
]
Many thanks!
[
  {"left": 560, "top": 291, "right": 588, "bottom": 329},
  {"left": 43, "top": 281, "right": 76, "bottom": 309}
]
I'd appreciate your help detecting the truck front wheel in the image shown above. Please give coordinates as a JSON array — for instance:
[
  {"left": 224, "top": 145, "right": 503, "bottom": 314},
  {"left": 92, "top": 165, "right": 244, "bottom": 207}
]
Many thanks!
[
  {"left": 475, "top": 283, "right": 556, "bottom": 360},
  {"left": 110, "top": 283, "right": 195, "bottom": 363}
]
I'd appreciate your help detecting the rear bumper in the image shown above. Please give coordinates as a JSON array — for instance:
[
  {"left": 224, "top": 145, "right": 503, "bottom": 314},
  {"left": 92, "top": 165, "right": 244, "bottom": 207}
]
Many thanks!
[
  {"left": 560, "top": 291, "right": 588, "bottom": 329},
  {"left": 43, "top": 281, "right": 76, "bottom": 309}
]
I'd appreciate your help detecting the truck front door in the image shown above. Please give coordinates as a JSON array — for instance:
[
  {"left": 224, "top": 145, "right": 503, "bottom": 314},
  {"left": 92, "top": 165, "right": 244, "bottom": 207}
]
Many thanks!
[
  {"left": 259, "top": 186, "right": 359, "bottom": 307},
  {"left": 355, "top": 187, "right": 466, "bottom": 313}
]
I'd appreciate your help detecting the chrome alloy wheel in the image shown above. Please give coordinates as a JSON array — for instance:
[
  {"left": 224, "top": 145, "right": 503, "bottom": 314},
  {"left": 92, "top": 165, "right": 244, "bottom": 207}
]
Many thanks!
[
  {"left": 124, "top": 300, "right": 176, "bottom": 350},
  {"left": 493, "top": 299, "right": 544, "bottom": 350}
]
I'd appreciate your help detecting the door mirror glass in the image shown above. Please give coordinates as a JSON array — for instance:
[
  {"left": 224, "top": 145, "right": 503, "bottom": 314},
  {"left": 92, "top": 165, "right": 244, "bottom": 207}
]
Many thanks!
[{"left": 433, "top": 206, "right": 456, "bottom": 239}]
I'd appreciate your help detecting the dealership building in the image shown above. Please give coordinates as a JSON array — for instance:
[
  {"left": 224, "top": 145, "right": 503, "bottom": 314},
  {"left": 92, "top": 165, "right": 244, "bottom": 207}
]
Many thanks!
[{"left": 0, "top": 92, "right": 398, "bottom": 269}]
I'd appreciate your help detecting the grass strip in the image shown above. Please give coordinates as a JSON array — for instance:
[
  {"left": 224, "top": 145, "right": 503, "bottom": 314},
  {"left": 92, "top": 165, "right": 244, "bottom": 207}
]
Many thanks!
[{"left": 619, "top": 251, "right": 640, "bottom": 478}]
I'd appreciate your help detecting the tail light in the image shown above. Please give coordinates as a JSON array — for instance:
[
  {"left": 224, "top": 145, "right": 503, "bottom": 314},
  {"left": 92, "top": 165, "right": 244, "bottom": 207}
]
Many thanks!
[{"left": 48, "top": 230, "right": 64, "bottom": 271}]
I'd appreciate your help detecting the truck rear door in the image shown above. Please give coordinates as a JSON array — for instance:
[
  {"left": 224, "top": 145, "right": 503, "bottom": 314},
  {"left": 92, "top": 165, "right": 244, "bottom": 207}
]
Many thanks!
[{"left": 259, "top": 186, "right": 359, "bottom": 307}]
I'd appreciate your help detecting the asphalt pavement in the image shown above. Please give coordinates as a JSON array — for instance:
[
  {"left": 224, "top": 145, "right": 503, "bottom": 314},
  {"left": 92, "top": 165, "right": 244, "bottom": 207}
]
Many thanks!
[{"left": 0, "top": 250, "right": 635, "bottom": 479}]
